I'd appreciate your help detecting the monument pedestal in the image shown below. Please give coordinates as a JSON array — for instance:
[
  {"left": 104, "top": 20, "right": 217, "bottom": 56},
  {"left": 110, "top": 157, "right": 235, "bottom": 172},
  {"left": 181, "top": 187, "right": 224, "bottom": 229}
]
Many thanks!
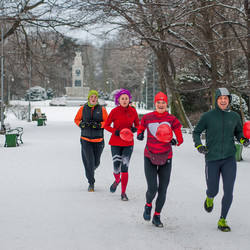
[
  {"left": 65, "top": 86, "right": 90, "bottom": 106},
  {"left": 66, "top": 86, "right": 90, "bottom": 99}
]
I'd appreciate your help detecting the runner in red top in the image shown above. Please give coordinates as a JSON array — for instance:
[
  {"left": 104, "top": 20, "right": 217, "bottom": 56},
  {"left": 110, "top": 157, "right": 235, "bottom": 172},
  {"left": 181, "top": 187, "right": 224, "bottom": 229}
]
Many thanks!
[
  {"left": 137, "top": 92, "right": 183, "bottom": 227},
  {"left": 104, "top": 89, "right": 139, "bottom": 201}
]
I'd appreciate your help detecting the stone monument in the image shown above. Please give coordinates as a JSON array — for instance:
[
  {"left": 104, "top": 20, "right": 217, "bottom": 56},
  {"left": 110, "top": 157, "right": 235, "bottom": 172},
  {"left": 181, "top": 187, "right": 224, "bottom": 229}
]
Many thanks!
[{"left": 65, "top": 51, "right": 89, "bottom": 100}]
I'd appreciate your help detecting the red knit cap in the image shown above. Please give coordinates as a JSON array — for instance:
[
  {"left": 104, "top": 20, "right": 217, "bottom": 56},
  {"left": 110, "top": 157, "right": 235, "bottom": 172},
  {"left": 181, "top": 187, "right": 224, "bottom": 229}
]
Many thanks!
[{"left": 154, "top": 92, "right": 168, "bottom": 104}]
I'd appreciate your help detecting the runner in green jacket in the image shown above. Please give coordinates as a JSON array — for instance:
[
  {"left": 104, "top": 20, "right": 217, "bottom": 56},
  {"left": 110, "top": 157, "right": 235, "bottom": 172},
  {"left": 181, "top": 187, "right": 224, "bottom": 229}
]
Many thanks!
[{"left": 193, "top": 87, "right": 249, "bottom": 232}]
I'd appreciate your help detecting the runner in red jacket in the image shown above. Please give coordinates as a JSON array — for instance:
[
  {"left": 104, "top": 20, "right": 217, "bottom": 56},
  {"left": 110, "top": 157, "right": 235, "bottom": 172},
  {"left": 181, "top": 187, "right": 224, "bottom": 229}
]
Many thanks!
[
  {"left": 104, "top": 89, "right": 139, "bottom": 201},
  {"left": 137, "top": 92, "right": 183, "bottom": 227}
]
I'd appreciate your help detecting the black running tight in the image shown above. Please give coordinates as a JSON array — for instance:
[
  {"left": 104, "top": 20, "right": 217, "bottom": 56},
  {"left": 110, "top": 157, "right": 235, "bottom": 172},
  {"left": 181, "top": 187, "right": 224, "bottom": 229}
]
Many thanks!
[
  {"left": 144, "top": 156, "right": 172, "bottom": 213},
  {"left": 205, "top": 156, "right": 237, "bottom": 219},
  {"left": 81, "top": 139, "right": 104, "bottom": 185},
  {"left": 111, "top": 145, "right": 133, "bottom": 174}
]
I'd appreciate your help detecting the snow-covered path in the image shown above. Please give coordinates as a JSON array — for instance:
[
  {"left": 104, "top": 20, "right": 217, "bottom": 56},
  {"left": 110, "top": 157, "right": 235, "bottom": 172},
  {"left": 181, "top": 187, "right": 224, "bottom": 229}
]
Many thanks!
[{"left": 1, "top": 107, "right": 250, "bottom": 250}]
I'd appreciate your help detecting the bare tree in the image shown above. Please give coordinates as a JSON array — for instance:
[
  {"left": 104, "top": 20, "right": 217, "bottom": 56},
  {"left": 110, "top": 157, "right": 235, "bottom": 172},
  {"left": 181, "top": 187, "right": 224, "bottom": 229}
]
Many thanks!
[
  {"left": 2, "top": 0, "right": 250, "bottom": 122},
  {"left": 1, "top": 0, "right": 92, "bottom": 41},
  {"left": 78, "top": 0, "right": 196, "bottom": 127},
  {"left": 97, "top": 30, "right": 149, "bottom": 101}
]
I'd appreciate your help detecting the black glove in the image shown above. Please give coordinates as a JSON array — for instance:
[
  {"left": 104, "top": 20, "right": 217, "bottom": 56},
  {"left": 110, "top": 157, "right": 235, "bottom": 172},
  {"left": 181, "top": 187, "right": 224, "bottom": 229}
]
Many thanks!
[
  {"left": 115, "top": 130, "right": 120, "bottom": 136},
  {"left": 79, "top": 121, "right": 89, "bottom": 129},
  {"left": 131, "top": 127, "right": 138, "bottom": 133},
  {"left": 170, "top": 138, "right": 177, "bottom": 145},
  {"left": 91, "top": 121, "right": 102, "bottom": 129},
  {"left": 137, "top": 132, "right": 144, "bottom": 141},
  {"left": 197, "top": 145, "right": 209, "bottom": 154},
  {"left": 240, "top": 137, "right": 250, "bottom": 147}
]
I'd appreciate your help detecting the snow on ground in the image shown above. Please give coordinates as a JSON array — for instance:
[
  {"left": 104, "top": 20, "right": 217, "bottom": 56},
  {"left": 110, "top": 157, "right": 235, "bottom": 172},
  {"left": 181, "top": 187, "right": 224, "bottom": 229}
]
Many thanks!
[{"left": 1, "top": 102, "right": 250, "bottom": 250}]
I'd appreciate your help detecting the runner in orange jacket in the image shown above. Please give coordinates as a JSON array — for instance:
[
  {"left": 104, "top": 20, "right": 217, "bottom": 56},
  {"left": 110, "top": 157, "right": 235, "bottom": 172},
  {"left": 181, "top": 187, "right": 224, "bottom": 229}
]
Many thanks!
[{"left": 74, "top": 90, "right": 108, "bottom": 191}]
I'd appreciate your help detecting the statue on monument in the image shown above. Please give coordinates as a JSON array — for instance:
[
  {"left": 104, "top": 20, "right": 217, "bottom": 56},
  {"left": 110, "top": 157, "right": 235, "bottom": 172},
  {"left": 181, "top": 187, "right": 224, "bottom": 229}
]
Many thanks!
[{"left": 73, "top": 51, "right": 84, "bottom": 87}]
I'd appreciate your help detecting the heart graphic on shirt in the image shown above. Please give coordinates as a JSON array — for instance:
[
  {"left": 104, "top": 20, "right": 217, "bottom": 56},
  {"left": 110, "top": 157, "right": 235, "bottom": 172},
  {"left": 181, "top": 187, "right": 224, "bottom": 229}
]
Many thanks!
[{"left": 148, "top": 121, "right": 171, "bottom": 138}]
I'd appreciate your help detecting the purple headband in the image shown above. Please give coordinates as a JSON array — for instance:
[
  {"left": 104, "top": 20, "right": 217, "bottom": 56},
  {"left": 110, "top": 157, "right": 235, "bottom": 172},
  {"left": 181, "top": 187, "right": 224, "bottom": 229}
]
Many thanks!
[{"left": 114, "top": 89, "right": 132, "bottom": 106}]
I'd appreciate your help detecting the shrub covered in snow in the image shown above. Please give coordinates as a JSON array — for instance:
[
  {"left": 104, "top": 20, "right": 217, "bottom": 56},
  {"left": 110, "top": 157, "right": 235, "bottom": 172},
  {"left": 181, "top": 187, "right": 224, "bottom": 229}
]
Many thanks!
[
  {"left": 25, "top": 86, "right": 48, "bottom": 101},
  {"left": 231, "top": 94, "right": 249, "bottom": 120},
  {"left": 5, "top": 105, "right": 29, "bottom": 120},
  {"left": 50, "top": 96, "right": 66, "bottom": 106},
  {"left": 98, "top": 90, "right": 111, "bottom": 100}
]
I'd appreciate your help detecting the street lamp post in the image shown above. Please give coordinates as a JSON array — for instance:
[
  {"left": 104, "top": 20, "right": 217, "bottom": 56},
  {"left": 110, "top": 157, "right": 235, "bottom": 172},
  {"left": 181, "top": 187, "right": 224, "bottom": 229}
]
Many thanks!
[
  {"left": 8, "top": 75, "right": 14, "bottom": 104},
  {"left": 28, "top": 59, "right": 32, "bottom": 122},
  {"left": 106, "top": 78, "right": 113, "bottom": 94},
  {"left": 152, "top": 57, "right": 156, "bottom": 108},
  {"left": 143, "top": 76, "right": 148, "bottom": 109},
  {"left": 0, "top": 6, "right": 4, "bottom": 131},
  {"left": 45, "top": 77, "right": 49, "bottom": 90}
]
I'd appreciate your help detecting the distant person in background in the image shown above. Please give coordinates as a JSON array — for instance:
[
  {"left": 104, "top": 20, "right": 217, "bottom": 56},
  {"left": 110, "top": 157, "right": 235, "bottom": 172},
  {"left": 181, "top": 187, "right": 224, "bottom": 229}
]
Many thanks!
[
  {"left": 193, "top": 87, "right": 249, "bottom": 232},
  {"left": 137, "top": 92, "right": 183, "bottom": 227},
  {"left": 104, "top": 89, "right": 139, "bottom": 201},
  {"left": 129, "top": 100, "right": 135, "bottom": 108},
  {"left": 74, "top": 90, "right": 108, "bottom": 192}
]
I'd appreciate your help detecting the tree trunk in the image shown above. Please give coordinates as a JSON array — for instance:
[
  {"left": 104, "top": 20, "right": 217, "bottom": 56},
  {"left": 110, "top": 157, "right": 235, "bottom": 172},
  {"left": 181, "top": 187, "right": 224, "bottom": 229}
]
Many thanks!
[
  {"left": 155, "top": 48, "right": 191, "bottom": 128},
  {"left": 245, "top": 0, "right": 250, "bottom": 116},
  {"left": 235, "top": 90, "right": 245, "bottom": 123}
]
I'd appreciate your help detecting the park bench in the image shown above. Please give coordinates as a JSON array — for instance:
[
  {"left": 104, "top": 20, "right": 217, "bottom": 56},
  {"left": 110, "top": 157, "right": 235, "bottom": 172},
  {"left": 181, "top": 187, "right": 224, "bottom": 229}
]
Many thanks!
[
  {"left": 32, "top": 108, "right": 47, "bottom": 126},
  {"left": 3, "top": 123, "right": 24, "bottom": 147}
]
